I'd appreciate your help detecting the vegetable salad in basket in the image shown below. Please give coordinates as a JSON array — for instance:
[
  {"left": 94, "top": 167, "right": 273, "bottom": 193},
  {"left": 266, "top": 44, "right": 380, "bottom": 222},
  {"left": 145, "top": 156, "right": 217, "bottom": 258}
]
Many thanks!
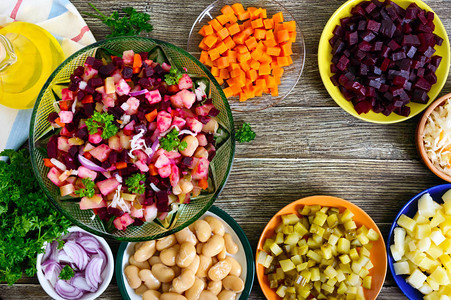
[{"left": 44, "top": 49, "right": 220, "bottom": 232}]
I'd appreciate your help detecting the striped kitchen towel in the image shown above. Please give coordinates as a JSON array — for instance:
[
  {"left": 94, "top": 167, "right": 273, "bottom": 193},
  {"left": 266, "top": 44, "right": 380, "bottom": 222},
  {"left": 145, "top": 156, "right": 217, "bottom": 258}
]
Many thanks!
[{"left": 0, "top": 0, "right": 96, "bottom": 152}]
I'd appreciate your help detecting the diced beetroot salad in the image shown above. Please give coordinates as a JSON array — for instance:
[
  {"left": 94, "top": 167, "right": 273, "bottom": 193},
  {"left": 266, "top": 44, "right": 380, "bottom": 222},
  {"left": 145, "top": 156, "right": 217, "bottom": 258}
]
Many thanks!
[
  {"left": 45, "top": 49, "right": 220, "bottom": 231},
  {"left": 329, "top": 0, "right": 443, "bottom": 117}
]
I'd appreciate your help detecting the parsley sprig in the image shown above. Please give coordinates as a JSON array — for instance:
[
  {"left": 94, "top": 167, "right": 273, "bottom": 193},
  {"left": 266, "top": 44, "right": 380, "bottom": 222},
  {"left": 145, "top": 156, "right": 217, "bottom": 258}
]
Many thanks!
[
  {"left": 164, "top": 67, "right": 183, "bottom": 85},
  {"left": 85, "top": 111, "right": 118, "bottom": 139},
  {"left": 235, "top": 123, "right": 256, "bottom": 143},
  {"left": 125, "top": 174, "right": 146, "bottom": 195},
  {"left": 0, "top": 149, "right": 71, "bottom": 285},
  {"left": 59, "top": 265, "right": 75, "bottom": 280},
  {"left": 160, "top": 128, "right": 187, "bottom": 152},
  {"left": 85, "top": 4, "right": 153, "bottom": 38},
  {"left": 74, "top": 178, "right": 96, "bottom": 198}
]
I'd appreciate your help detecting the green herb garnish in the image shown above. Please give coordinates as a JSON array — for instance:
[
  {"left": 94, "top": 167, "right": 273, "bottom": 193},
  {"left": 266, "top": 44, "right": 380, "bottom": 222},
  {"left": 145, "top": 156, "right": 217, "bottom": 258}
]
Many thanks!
[
  {"left": 85, "top": 4, "right": 153, "bottom": 38},
  {"left": 164, "top": 67, "right": 183, "bottom": 86},
  {"left": 0, "top": 149, "right": 71, "bottom": 285},
  {"left": 125, "top": 173, "right": 146, "bottom": 195},
  {"left": 74, "top": 178, "right": 96, "bottom": 198},
  {"left": 85, "top": 111, "right": 118, "bottom": 139},
  {"left": 235, "top": 123, "right": 256, "bottom": 143},
  {"left": 59, "top": 265, "right": 75, "bottom": 281},
  {"left": 160, "top": 128, "right": 187, "bottom": 152}
]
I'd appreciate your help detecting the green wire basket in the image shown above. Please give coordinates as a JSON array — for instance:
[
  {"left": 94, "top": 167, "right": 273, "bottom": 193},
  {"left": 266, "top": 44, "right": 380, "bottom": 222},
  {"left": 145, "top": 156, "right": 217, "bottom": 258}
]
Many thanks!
[{"left": 29, "top": 37, "right": 235, "bottom": 241}]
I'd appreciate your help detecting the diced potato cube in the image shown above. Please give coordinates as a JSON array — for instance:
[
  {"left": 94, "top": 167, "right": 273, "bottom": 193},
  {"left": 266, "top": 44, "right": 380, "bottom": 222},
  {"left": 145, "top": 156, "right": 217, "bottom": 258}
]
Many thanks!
[
  {"left": 426, "top": 276, "right": 440, "bottom": 291},
  {"left": 407, "top": 269, "right": 428, "bottom": 289},
  {"left": 282, "top": 214, "right": 300, "bottom": 225},
  {"left": 418, "top": 256, "right": 438, "bottom": 272},
  {"left": 390, "top": 244, "right": 404, "bottom": 261},
  {"left": 444, "top": 202, "right": 451, "bottom": 215},
  {"left": 431, "top": 209, "right": 446, "bottom": 227},
  {"left": 366, "top": 228, "right": 379, "bottom": 241},
  {"left": 362, "top": 276, "right": 372, "bottom": 289},
  {"left": 442, "top": 189, "right": 451, "bottom": 203},
  {"left": 439, "top": 239, "right": 451, "bottom": 254},
  {"left": 417, "top": 237, "right": 432, "bottom": 252},
  {"left": 418, "top": 193, "right": 441, "bottom": 218},
  {"left": 418, "top": 282, "right": 433, "bottom": 295},
  {"left": 412, "top": 250, "right": 427, "bottom": 266},
  {"left": 276, "top": 285, "right": 287, "bottom": 297},
  {"left": 324, "top": 265, "right": 338, "bottom": 278},
  {"left": 426, "top": 244, "right": 444, "bottom": 260},
  {"left": 429, "top": 266, "right": 450, "bottom": 285},
  {"left": 337, "top": 238, "right": 351, "bottom": 254},
  {"left": 313, "top": 211, "right": 327, "bottom": 227},
  {"left": 398, "top": 214, "right": 416, "bottom": 232},
  {"left": 439, "top": 254, "right": 451, "bottom": 271},
  {"left": 394, "top": 227, "right": 406, "bottom": 250},
  {"left": 431, "top": 229, "right": 446, "bottom": 246},
  {"left": 393, "top": 261, "right": 410, "bottom": 275},
  {"left": 307, "top": 250, "right": 322, "bottom": 263},
  {"left": 415, "top": 224, "right": 432, "bottom": 240},
  {"left": 270, "top": 243, "right": 283, "bottom": 256}
]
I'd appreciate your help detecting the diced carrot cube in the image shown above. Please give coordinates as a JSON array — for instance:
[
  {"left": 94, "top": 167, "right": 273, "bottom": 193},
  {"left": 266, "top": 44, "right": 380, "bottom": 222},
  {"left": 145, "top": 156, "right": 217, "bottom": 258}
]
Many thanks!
[
  {"left": 245, "top": 37, "right": 258, "bottom": 50},
  {"left": 273, "top": 66, "right": 284, "bottom": 78},
  {"left": 276, "top": 56, "right": 290, "bottom": 67},
  {"left": 250, "top": 59, "right": 261, "bottom": 70},
  {"left": 258, "top": 63, "right": 271, "bottom": 75},
  {"left": 259, "top": 53, "right": 272, "bottom": 63},
  {"left": 211, "top": 66, "right": 219, "bottom": 77},
  {"left": 251, "top": 8, "right": 262, "bottom": 20},
  {"left": 250, "top": 48, "right": 263, "bottom": 60},
  {"left": 255, "top": 78, "right": 267, "bottom": 90},
  {"left": 200, "top": 51, "right": 209, "bottom": 63},
  {"left": 198, "top": 40, "right": 208, "bottom": 50},
  {"left": 216, "top": 14, "right": 229, "bottom": 25},
  {"left": 204, "top": 35, "right": 218, "bottom": 48},
  {"left": 254, "top": 29, "right": 266, "bottom": 40},
  {"left": 217, "top": 27, "right": 230, "bottom": 40},
  {"left": 236, "top": 45, "right": 248, "bottom": 54},
  {"left": 216, "top": 77, "right": 224, "bottom": 85},
  {"left": 260, "top": 9, "right": 267, "bottom": 19},
  {"left": 208, "top": 48, "right": 220, "bottom": 61},
  {"left": 266, "top": 46, "right": 281, "bottom": 56},
  {"left": 263, "top": 38, "right": 277, "bottom": 47},
  {"left": 216, "top": 56, "right": 230, "bottom": 69},
  {"left": 220, "top": 68, "right": 230, "bottom": 79},
  {"left": 265, "top": 75, "right": 276, "bottom": 88},
  {"left": 231, "top": 68, "right": 244, "bottom": 78},
  {"left": 232, "top": 3, "right": 245, "bottom": 14},
  {"left": 241, "top": 61, "right": 251, "bottom": 72},
  {"left": 289, "top": 31, "right": 297, "bottom": 42},
  {"left": 243, "top": 86, "right": 255, "bottom": 98},
  {"left": 273, "top": 12, "right": 284, "bottom": 24},
  {"left": 227, "top": 23, "right": 240, "bottom": 36},
  {"left": 230, "top": 85, "right": 241, "bottom": 96},
  {"left": 230, "top": 63, "right": 241, "bottom": 70},
  {"left": 284, "top": 21, "right": 296, "bottom": 32},
  {"left": 251, "top": 18, "right": 264, "bottom": 29},
  {"left": 274, "top": 23, "right": 284, "bottom": 32},
  {"left": 280, "top": 42, "right": 293, "bottom": 56},
  {"left": 209, "top": 19, "right": 223, "bottom": 32},
  {"left": 287, "top": 55, "right": 293, "bottom": 65},
  {"left": 271, "top": 85, "right": 279, "bottom": 96},
  {"left": 216, "top": 42, "right": 228, "bottom": 54},
  {"left": 243, "top": 20, "right": 252, "bottom": 28},
  {"left": 239, "top": 92, "right": 248, "bottom": 102},
  {"left": 204, "top": 57, "right": 214, "bottom": 67},
  {"left": 242, "top": 27, "right": 254, "bottom": 37},
  {"left": 223, "top": 36, "right": 236, "bottom": 49},
  {"left": 277, "top": 29, "right": 290, "bottom": 43},
  {"left": 233, "top": 32, "right": 246, "bottom": 44},
  {"left": 228, "top": 13, "right": 238, "bottom": 24},
  {"left": 223, "top": 86, "right": 234, "bottom": 98},
  {"left": 264, "top": 18, "right": 274, "bottom": 29},
  {"left": 198, "top": 26, "right": 206, "bottom": 37},
  {"left": 133, "top": 54, "right": 142, "bottom": 69},
  {"left": 227, "top": 78, "right": 235, "bottom": 86},
  {"left": 266, "top": 30, "right": 275, "bottom": 40},
  {"left": 237, "top": 11, "right": 250, "bottom": 21},
  {"left": 221, "top": 5, "right": 235, "bottom": 15}
]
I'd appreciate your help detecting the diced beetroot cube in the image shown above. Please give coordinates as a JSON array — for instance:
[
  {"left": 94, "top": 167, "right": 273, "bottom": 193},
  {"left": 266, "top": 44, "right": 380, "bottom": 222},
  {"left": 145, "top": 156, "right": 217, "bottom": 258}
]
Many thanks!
[
  {"left": 332, "top": 39, "right": 345, "bottom": 55},
  {"left": 351, "top": 3, "right": 366, "bottom": 16},
  {"left": 393, "top": 75, "right": 407, "bottom": 86},
  {"left": 380, "top": 19, "right": 395, "bottom": 38},
  {"left": 406, "top": 46, "right": 417, "bottom": 58},
  {"left": 412, "top": 89, "right": 429, "bottom": 104},
  {"left": 380, "top": 58, "right": 390, "bottom": 72},
  {"left": 113, "top": 213, "right": 134, "bottom": 231},
  {"left": 394, "top": 106, "right": 411, "bottom": 117},
  {"left": 431, "top": 56, "right": 442, "bottom": 68},
  {"left": 336, "top": 55, "right": 350, "bottom": 71},
  {"left": 354, "top": 100, "right": 372, "bottom": 114},
  {"left": 387, "top": 40, "right": 400, "bottom": 51},
  {"left": 379, "top": 84, "right": 389, "bottom": 92},
  {"left": 357, "top": 20, "right": 367, "bottom": 31},
  {"left": 425, "top": 72, "right": 437, "bottom": 85},
  {"left": 402, "top": 23, "right": 412, "bottom": 34},
  {"left": 423, "top": 46, "right": 436, "bottom": 58},
  {"left": 392, "top": 51, "right": 406, "bottom": 61},
  {"left": 414, "top": 77, "right": 432, "bottom": 91},
  {"left": 369, "top": 79, "right": 382, "bottom": 89},
  {"left": 97, "top": 177, "right": 120, "bottom": 196},
  {"left": 358, "top": 41, "right": 372, "bottom": 52},
  {"left": 333, "top": 25, "right": 344, "bottom": 37},
  {"left": 364, "top": 2, "right": 376, "bottom": 14},
  {"left": 373, "top": 41, "right": 383, "bottom": 51},
  {"left": 380, "top": 46, "right": 391, "bottom": 58},
  {"left": 382, "top": 103, "right": 395, "bottom": 116},
  {"left": 366, "top": 87, "right": 376, "bottom": 97},
  {"left": 360, "top": 64, "right": 369, "bottom": 76},
  {"left": 361, "top": 31, "right": 376, "bottom": 42},
  {"left": 418, "top": 10, "right": 427, "bottom": 24},
  {"left": 435, "top": 35, "right": 443, "bottom": 46},
  {"left": 346, "top": 31, "right": 359, "bottom": 46},
  {"left": 366, "top": 20, "right": 381, "bottom": 32},
  {"left": 405, "top": 5, "right": 418, "bottom": 19}
]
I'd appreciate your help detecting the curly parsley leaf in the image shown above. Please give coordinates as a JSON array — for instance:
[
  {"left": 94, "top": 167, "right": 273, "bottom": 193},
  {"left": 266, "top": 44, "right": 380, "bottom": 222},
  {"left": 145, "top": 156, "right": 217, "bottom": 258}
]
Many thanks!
[
  {"left": 125, "top": 173, "right": 146, "bottom": 195},
  {"left": 0, "top": 149, "right": 71, "bottom": 285},
  {"left": 160, "top": 128, "right": 187, "bottom": 152},
  {"left": 235, "top": 122, "right": 256, "bottom": 143},
  {"left": 74, "top": 178, "right": 96, "bottom": 198},
  {"left": 59, "top": 265, "right": 75, "bottom": 280},
  {"left": 164, "top": 67, "right": 183, "bottom": 86},
  {"left": 85, "top": 111, "right": 118, "bottom": 139},
  {"left": 85, "top": 4, "right": 153, "bottom": 38}
]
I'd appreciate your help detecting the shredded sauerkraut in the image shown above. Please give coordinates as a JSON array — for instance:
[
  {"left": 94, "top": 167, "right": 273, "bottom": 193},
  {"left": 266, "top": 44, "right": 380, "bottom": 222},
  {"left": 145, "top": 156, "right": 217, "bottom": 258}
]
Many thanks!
[{"left": 423, "top": 97, "right": 451, "bottom": 175}]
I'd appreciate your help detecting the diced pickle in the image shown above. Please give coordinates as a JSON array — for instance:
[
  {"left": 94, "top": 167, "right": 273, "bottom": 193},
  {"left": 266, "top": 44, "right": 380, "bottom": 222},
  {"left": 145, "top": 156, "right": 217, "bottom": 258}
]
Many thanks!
[{"left": 257, "top": 204, "right": 379, "bottom": 299}]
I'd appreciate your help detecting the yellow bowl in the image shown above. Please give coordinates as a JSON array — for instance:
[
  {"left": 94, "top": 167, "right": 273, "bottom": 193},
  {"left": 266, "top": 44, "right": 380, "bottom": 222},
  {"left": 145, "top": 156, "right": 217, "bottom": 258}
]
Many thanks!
[
  {"left": 318, "top": 0, "right": 450, "bottom": 124},
  {"left": 256, "top": 196, "right": 387, "bottom": 299}
]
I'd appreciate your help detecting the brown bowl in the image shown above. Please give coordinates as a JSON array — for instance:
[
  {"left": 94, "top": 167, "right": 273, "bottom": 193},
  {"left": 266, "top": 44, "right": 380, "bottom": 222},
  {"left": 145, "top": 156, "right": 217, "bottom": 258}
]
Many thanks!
[{"left": 416, "top": 92, "right": 451, "bottom": 182}]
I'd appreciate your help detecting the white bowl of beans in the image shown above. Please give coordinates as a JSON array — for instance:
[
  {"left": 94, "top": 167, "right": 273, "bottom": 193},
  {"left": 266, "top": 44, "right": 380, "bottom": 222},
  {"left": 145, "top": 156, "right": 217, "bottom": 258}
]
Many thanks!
[{"left": 115, "top": 206, "right": 254, "bottom": 300}]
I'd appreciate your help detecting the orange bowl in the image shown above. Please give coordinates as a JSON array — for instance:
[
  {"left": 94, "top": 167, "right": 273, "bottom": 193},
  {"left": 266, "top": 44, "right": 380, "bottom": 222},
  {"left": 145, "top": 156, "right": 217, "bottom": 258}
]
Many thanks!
[
  {"left": 256, "top": 195, "right": 387, "bottom": 300},
  {"left": 416, "top": 93, "right": 451, "bottom": 182}
]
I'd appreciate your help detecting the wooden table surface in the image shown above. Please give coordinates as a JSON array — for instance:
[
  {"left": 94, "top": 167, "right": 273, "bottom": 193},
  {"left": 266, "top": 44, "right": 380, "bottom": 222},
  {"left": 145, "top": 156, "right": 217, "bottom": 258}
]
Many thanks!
[{"left": 1, "top": 0, "right": 451, "bottom": 299}]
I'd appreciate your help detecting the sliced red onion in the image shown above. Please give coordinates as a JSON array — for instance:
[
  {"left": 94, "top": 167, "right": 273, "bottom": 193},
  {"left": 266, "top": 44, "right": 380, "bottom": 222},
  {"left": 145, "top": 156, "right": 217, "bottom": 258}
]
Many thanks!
[
  {"left": 78, "top": 154, "right": 106, "bottom": 172},
  {"left": 151, "top": 139, "right": 160, "bottom": 153},
  {"left": 64, "top": 241, "right": 89, "bottom": 271},
  {"left": 101, "top": 171, "right": 112, "bottom": 178},
  {"left": 50, "top": 158, "right": 67, "bottom": 171},
  {"left": 70, "top": 273, "right": 95, "bottom": 292},
  {"left": 128, "top": 89, "right": 149, "bottom": 97},
  {"left": 43, "top": 262, "right": 62, "bottom": 287},
  {"left": 77, "top": 235, "right": 100, "bottom": 254},
  {"left": 85, "top": 257, "right": 103, "bottom": 290},
  {"left": 55, "top": 280, "right": 84, "bottom": 299},
  {"left": 42, "top": 241, "right": 59, "bottom": 263},
  {"left": 178, "top": 129, "right": 197, "bottom": 137},
  {"left": 150, "top": 182, "right": 161, "bottom": 192},
  {"left": 96, "top": 248, "right": 107, "bottom": 273},
  {"left": 58, "top": 249, "right": 74, "bottom": 264}
]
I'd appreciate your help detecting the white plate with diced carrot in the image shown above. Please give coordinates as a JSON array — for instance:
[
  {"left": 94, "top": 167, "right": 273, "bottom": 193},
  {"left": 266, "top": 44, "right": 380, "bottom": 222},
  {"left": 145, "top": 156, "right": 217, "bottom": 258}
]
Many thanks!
[
  {"left": 256, "top": 195, "right": 387, "bottom": 300},
  {"left": 187, "top": 0, "right": 306, "bottom": 112}
]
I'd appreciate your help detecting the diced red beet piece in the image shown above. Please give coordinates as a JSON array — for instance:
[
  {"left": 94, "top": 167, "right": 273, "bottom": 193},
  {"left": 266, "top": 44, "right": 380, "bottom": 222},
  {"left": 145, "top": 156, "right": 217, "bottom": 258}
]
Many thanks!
[
  {"left": 346, "top": 31, "right": 359, "bottom": 46},
  {"left": 367, "top": 20, "right": 381, "bottom": 32},
  {"left": 392, "top": 51, "right": 406, "bottom": 61},
  {"left": 336, "top": 55, "right": 350, "bottom": 71},
  {"left": 380, "top": 19, "right": 396, "bottom": 38},
  {"left": 358, "top": 41, "right": 372, "bottom": 52},
  {"left": 414, "top": 77, "right": 432, "bottom": 91},
  {"left": 354, "top": 100, "right": 372, "bottom": 114},
  {"left": 364, "top": 2, "right": 377, "bottom": 14},
  {"left": 361, "top": 31, "right": 376, "bottom": 42},
  {"left": 333, "top": 25, "right": 345, "bottom": 37}
]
